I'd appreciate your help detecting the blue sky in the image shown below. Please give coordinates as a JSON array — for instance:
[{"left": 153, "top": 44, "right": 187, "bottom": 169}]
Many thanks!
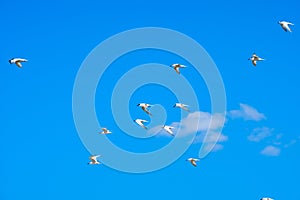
[{"left": 1, "top": 0, "right": 300, "bottom": 199}]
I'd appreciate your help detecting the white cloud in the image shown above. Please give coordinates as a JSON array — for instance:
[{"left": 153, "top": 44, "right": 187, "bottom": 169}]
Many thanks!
[
  {"left": 283, "top": 139, "right": 297, "bottom": 148},
  {"left": 247, "top": 127, "right": 274, "bottom": 142},
  {"left": 193, "top": 131, "right": 228, "bottom": 144},
  {"left": 147, "top": 111, "right": 228, "bottom": 153},
  {"left": 148, "top": 111, "right": 226, "bottom": 137},
  {"left": 229, "top": 103, "right": 266, "bottom": 121},
  {"left": 260, "top": 145, "right": 281, "bottom": 156},
  {"left": 201, "top": 143, "right": 225, "bottom": 153}
]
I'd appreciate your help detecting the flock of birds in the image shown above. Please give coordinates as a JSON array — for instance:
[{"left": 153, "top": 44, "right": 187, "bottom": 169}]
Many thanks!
[{"left": 8, "top": 20, "right": 294, "bottom": 200}]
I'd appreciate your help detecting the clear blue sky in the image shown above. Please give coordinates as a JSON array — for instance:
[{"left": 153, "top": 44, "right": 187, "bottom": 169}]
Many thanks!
[{"left": 1, "top": 0, "right": 300, "bottom": 199}]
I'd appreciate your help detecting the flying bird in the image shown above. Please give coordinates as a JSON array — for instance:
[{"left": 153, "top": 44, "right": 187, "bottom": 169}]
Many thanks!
[
  {"left": 173, "top": 103, "right": 190, "bottom": 112},
  {"left": 278, "top": 21, "right": 294, "bottom": 32},
  {"left": 171, "top": 63, "right": 187, "bottom": 74},
  {"left": 88, "top": 155, "right": 101, "bottom": 165},
  {"left": 248, "top": 53, "right": 264, "bottom": 66},
  {"left": 163, "top": 125, "right": 175, "bottom": 136},
  {"left": 99, "top": 128, "right": 112, "bottom": 134},
  {"left": 9, "top": 58, "right": 28, "bottom": 68},
  {"left": 260, "top": 198, "right": 274, "bottom": 200},
  {"left": 137, "top": 103, "right": 153, "bottom": 116},
  {"left": 134, "top": 119, "right": 148, "bottom": 129},
  {"left": 187, "top": 158, "right": 200, "bottom": 167}
]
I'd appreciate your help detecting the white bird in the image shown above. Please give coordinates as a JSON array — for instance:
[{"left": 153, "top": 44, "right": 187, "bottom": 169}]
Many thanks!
[
  {"left": 173, "top": 103, "right": 190, "bottom": 112},
  {"left": 137, "top": 103, "right": 153, "bottom": 116},
  {"left": 134, "top": 119, "right": 148, "bottom": 129},
  {"left": 162, "top": 125, "right": 175, "bottom": 136},
  {"left": 9, "top": 58, "right": 28, "bottom": 68},
  {"left": 171, "top": 63, "right": 187, "bottom": 74},
  {"left": 248, "top": 53, "right": 264, "bottom": 66},
  {"left": 99, "top": 128, "right": 112, "bottom": 134},
  {"left": 260, "top": 198, "right": 274, "bottom": 200},
  {"left": 278, "top": 21, "right": 294, "bottom": 32},
  {"left": 187, "top": 158, "right": 200, "bottom": 167},
  {"left": 88, "top": 155, "right": 101, "bottom": 165}
]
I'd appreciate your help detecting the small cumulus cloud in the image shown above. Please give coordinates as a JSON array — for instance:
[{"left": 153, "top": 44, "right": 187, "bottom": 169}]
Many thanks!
[
  {"left": 260, "top": 145, "right": 281, "bottom": 156},
  {"left": 229, "top": 103, "right": 266, "bottom": 121},
  {"left": 283, "top": 139, "right": 297, "bottom": 148},
  {"left": 147, "top": 111, "right": 228, "bottom": 152},
  {"left": 193, "top": 131, "right": 228, "bottom": 144},
  {"left": 247, "top": 127, "right": 274, "bottom": 142},
  {"left": 148, "top": 111, "right": 226, "bottom": 137}
]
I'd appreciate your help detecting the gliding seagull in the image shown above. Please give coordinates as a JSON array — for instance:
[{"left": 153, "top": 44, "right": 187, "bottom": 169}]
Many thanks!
[
  {"left": 278, "top": 21, "right": 294, "bottom": 32},
  {"left": 171, "top": 63, "right": 186, "bottom": 74},
  {"left": 88, "top": 155, "right": 101, "bottom": 165},
  {"left": 9, "top": 58, "right": 28, "bottom": 68},
  {"left": 248, "top": 53, "right": 264, "bottom": 66},
  {"left": 99, "top": 128, "right": 112, "bottom": 134},
  {"left": 162, "top": 125, "right": 175, "bottom": 136},
  {"left": 187, "top": 158, "right": 200, "bottom": 167},
  {"left": 134, "top": 119, "right": 148, "bottom": 129},
  {"left": 173, "top": 103, "right": 190, "bottom": 112},
  {"left": 137, "top": 103, "right": 153, "bottom": 116}
]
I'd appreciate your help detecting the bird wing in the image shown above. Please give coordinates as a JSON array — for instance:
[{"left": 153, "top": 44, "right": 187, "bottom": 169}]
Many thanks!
[
  {"left": 252, "top": 60, "right": 257, "bottom": 66},
  {"left": 102, "top": 128, "right": 108, "bottom": 132},
  {"left": 174, "top": 66, "right": 180, "bottom": 74},
  {"left": 142, "top": 107, "right": 152, "bottom": 116},
  {"left": 181, "top": 105, "right": 190, "bottom": 112},
  {"left": 285, "top": 25, "right": 292, "bottom": 32},
  {"left": 165, "top": 127, "right": 174, "bottom": 134},
  {"left": 89, "top": 156, "right": 97, "bottom": 162},
  {"left": 137, "top": 120, "right": 147, "bottom": 129},
  {"left": 191, "top": 160, "right": 197, "bottom": 167},
  {"left": 142, "top": 124, "right": 147, "bottom": 129},
  {"left": 15, "top": 61, "right": 23, "bottom": 68}
]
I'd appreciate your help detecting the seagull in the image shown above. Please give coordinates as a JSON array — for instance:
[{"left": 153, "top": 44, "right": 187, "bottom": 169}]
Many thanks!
[
  {"left": 88, "top": 155, "right": 101, "bottom": 165},
  {"left": 260, "top": 198, "right": 274, "bottom": 200},
  {"left": 99, "top": 128, "right": 112, "bottom": 134},
  {"left": 137, "top": 103, "right": 153, "bottom": 116},
  {"left": 248, "top": 53, "right": 264, "bottom": 66},
  {"left": 278, "top": 21, "right": 294, "bottom": 32},
  {"left": 173, "top": 103, "right": 190, "bottom": 112},
  {"left": 134, "top": 119, "right": 148, "bottom": 129},
  {"left": 171, "top": 63, "right": 187, "bottom": 74},
  {"left": 162, "top": 125, "right": 175, "bottom": 136},
  {"left": 9, "top": 58, "right": 28, "bottom": 68},
  {"left": 187, "top": 158, "right": 200, "bottom": 167}
]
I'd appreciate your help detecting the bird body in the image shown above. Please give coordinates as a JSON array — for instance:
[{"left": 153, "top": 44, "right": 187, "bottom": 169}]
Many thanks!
[
  {"left": 173, "top": 103, "right": 190, "bottom": 112},
  {"left": 261, "top": 198, "right": 274, "bottom": 200},
  {"left": 171, "top": 63, "right": 186, "bottom": 74},
  {"left": 278, "top": 21, "right": 294, "bottom": 32},
  {"left": 88, "top": 155, "right": 101, "bottom": 165},
  {"left": 248, "top": 53, "right": 264, "bottom": 66},
  {"left": 187, "top": 158, "right": 200, "bottom": 167},
  {"left": 99, "top": 128, "right": 112, "bottom": 134},
  {"left": 134, "top": 119, "right": 148, "bottom": 129},
  {"left": 137, "top": 103, "right": 153, "bottom": 116},
  {"left": 9, "top": 58, "right": 28, "bottom": 68},
  {"left": 163, "top": 125, "right": 175, "bottom": 136}
]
